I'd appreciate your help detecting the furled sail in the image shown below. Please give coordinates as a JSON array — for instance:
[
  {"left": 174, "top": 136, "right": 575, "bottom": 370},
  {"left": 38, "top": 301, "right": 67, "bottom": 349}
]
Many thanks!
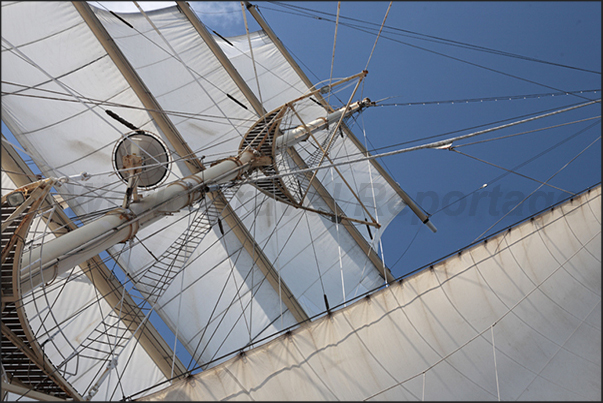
[{"left": 141, "top": 185, "right": 601, "bottom": 401}]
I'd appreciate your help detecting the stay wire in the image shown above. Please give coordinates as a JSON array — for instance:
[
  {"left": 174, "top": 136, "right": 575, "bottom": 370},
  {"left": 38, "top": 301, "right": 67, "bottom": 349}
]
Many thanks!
[
  {"left": 473, "top": 132, "right": 601, "bottom": 241},
  {"left": 351, "top": 24, "right": 595, "bottom": 102},
  {"left": 455, "top": 115, "right": 601, "bottom": 148},
  {"left": 432, "top": 118, "right": 601, "bottom": 216},
  {"left": 328, "top": 2, "right": 340, "bottom": 106},
  {"left": 262, "top": 3, "right": 597, "bottom": 103},
  {"left": 346, "top": 98, "right": 601, "bottom": 159},
  {"left": 374, "top": 89, "right": 600, "bottom": 107},
  {"left": 364, "top": 1, "right": 392, "bottom": 71},
  {"left": 450, "top": 148, "right": 575, "bottom": 195}
]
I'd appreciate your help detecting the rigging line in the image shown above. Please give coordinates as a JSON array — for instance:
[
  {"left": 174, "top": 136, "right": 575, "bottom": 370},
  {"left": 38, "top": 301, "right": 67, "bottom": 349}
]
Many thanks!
[
  {"left": 205, "top": 200, "right": 326, "bottom": 365},
  {"left": 273, "top": 180, "right": 283, "bottom": 329},
  {"left": 473, "top": 133, "right": 601, "bottom": 242},
  {"left": 170, "top": 208, "right": 196, "bottom": 378},
  {"left": 27, "top": 205, "right": 79, "bottom": 341},
  {"left": 240, "top": 1, "right": 266, "bottom": 116},
  {"left": 450, "top": 148, "right": 576, "bottom": 195},
  {"left": 353, "top": 98, "right": 601, "bottom": 167},
  {"left": 239, "top": 99, "right": 601, "bottom": 184},
  {"left": 364, "top": 1, "right": 391, "bottom": 71},
  {"left": 338, "top": 98, "right": 599, "bottom": 161},
  {"left": 374, "top": 89, "right": 601, "bottom": 107},
  {"left": 330, "top": 167, "right": 346, "bottom": 306},
  {"left": 350, "top": 113, "right": 424, "bottom": 216},
  {"left": 328, "top": 2, "right": 340, "bottom": 106},
  {"left": 201, "top": 265, "right": 277, "bottom": 368},
  {"left": 491, "top": 325, "right": 501, "bottom": 401},
  {"left": 267, "top": 1, "right": 601, "bottom": 75},
  {"left": 221, "top": 212, "right": 254, "bottom": 346},
  {"left": 78, "top": 244, "right": 130, "bottom": 399},
  {"left": 266, "top": 2, "right": 600, "bottom": 104},
  {"left": 430, "top": 117, "right": 600, "bottom": 217},
  {"left": 250, "top": 182, "right": 259, "bottom": 344},
  {"left": 180, "top": 193, "right": 281, "bottom": 368},
  {"left": 303, "top": 212, "right": 327, "bottom": 298},
  {"left": 359, "top": 28, "right": 595, "bottom": 102},
  {"left": 0, "top": 84, "right": 259, "bottom": 125},
  {"left": 190, "top": 249, "right": 259, "bottom": 368},
  {"left": 359, "top": 114, "right": 387, "bottom": 274},
  {"left": 334, "top": 127, "right": 388, "bottom": 286},
  {"left": 344, "top": 114, "right": 389, "bottom": 297},
  {"left": 389, "top": 223, "right": 423, "bottom": 271},
  {"left": 455, "top": 115, "right": 601, "bottom": 148}
]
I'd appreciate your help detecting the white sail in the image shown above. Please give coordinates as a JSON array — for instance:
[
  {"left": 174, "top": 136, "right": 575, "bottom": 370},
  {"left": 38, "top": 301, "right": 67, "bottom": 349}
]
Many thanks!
[
  {"left": 1, "top": 1, "right": 600, "bottom": 401},
  {"left": 142, "top": 185, "right": 601, "bottom": 401}
]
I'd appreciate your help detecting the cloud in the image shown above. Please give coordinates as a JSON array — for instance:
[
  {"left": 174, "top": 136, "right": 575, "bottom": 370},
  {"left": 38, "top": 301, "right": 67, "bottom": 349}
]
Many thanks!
[
  {"left": 189, "top": 1, "right": 244, "bottom": 34},
  {"left": 92, "top": 1, "right": 176, "bottom": 13},
  {"left": 91, "top": 1, "right": 247, "bottom": 36}
]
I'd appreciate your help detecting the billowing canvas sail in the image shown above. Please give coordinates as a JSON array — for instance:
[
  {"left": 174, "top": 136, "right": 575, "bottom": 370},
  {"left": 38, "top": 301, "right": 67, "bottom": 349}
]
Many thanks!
[{"left": 142, "top": 185, "right": 601, "bottom": 401}]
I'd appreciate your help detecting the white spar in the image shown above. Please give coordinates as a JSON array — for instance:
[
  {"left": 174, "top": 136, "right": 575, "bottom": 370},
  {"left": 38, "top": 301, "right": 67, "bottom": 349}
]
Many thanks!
[{"left": 19, "top": 150, "right": 255, "bottom": 293}]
